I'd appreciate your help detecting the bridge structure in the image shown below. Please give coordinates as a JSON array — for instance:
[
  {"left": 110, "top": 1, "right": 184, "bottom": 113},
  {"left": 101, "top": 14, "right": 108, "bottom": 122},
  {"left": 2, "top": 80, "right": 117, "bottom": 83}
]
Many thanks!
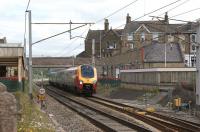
[{"left": 32, "top": 57, "right": 93, "bottom": 68}]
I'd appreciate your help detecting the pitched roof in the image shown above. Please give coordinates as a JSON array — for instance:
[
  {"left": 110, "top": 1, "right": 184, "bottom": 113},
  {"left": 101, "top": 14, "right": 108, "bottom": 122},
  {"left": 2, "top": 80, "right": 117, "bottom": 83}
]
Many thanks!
[
  {"left": 86, "top": 29, "right": 123, "bottom": 43},
  {"left": 77, "top": 51, "right": 91, "bottom": 58},
  {"left": 124, "top": 20, "right": 196, "bottom": 34},
  {"left": 112, "top": 29, "right": 123, "bottom": 36},
  {"left": 143, "top": 43, "right": 184, "bottom": 63},
  {"left": 85, "top": 30, "right": 104, "bottom": 43}
]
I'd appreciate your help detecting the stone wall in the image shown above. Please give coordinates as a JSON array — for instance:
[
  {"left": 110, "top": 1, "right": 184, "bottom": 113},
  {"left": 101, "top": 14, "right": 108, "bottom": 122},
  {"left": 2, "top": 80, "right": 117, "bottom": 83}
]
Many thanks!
[{"left": 0, "top": 82, "right": 17, "bottom": 132}]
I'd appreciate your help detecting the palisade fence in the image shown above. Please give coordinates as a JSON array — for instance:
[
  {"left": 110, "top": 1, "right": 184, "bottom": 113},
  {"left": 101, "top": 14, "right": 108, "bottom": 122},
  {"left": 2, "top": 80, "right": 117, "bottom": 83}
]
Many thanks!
[
  {"left": 98, "top": 77, "right": 121, "bottom": 87},
  {"left": 0, "top": 77, "right": 25, "bottom": 92}
]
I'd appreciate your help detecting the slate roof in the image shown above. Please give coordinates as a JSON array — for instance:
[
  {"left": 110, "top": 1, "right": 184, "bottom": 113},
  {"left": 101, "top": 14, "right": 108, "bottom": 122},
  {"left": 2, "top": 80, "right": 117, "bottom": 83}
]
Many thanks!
[
  {"left": 143, "top": 43, "right": 184, "bottom": 63},
  {"left": 85, "top": 30, "right": 104, "bottom": 43},
  {"left": 77, "top": 51, "right": 91, "bottom": 58},
  {"left": 86, "top": 29, "right": 123, "bottom": 43},
  {"left": 124, "top": 20, "right": 196, "bottom": 34}
]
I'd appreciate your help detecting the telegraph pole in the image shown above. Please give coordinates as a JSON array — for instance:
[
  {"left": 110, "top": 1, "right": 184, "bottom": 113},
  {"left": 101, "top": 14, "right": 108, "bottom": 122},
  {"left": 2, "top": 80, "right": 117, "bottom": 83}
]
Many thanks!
[
  {"left": 27, "top": 10, "right": 33, "bottom": 99},
  {"left": 92, "top": 39, "right": 95, "bottom": 66},
  {"left": 196, "top": 20, "right": 200, "bottom": 106}
]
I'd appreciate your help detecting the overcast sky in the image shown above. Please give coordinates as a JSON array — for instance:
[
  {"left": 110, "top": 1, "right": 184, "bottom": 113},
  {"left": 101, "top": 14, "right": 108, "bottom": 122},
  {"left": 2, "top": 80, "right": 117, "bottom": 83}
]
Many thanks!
[{"left": 0, "top": 0, "right": 200, "bottom": 57}]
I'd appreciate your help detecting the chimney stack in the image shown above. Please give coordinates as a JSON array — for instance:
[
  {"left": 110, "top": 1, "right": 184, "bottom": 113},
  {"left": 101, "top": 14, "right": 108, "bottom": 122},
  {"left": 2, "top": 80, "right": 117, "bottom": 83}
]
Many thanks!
[
  {"left": 0, "top": 37, "right": 7, "bottom": 44},
  {"left": 126, "top": 13, "right": 131, "bottom": 24},
  {"left": 164, "top": 12, "right": 169, "bottom": 24},
  {"left": 104, "top": 19, "right": 109, "bottom": 31}
]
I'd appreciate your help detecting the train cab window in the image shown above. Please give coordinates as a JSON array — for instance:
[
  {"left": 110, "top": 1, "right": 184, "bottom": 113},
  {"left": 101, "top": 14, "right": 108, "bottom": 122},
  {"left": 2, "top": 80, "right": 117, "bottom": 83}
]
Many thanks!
[{"left": 81, "top": 65, "right": 94, "bottom": 78}]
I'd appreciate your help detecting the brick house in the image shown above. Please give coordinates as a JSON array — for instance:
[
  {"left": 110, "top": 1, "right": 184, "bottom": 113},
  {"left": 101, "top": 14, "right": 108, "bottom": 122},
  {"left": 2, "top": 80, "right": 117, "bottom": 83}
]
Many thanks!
[
  {"left": 78, "top": 19, "right": 123, "bottom": 58},
  {"left": 97, "top": 42, "right": 185, "bottom": 78},
  {"left": 123, "top": 13, "right": 196, "bottom": 67},
  {"left": 78, "top": 13, "right": 196, "bottom": 78}
]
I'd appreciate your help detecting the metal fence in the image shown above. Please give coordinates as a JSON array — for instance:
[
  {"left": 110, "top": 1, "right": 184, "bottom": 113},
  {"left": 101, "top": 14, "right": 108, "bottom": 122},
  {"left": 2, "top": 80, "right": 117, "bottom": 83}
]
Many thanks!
[
  {"left": 98, "top": 77, "right": 121, "bottom": 87},
  {"left": 0, "top": 77, "right": 24, "bottom": 92}
]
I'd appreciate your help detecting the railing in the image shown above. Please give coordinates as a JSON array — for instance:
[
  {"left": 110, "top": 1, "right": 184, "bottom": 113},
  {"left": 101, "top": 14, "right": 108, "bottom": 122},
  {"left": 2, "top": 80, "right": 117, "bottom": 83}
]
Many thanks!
[
  {"left": 98, "top": 77, "right": 121, "bottom": 87},
  {"left": 0, "top": 77, "right": 24, "bottom": 92}
]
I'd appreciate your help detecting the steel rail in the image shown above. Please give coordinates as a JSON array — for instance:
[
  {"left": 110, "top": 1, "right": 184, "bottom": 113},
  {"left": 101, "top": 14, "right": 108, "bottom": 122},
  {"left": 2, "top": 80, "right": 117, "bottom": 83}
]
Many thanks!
[
  {"left": 91, "top": 96, "right": 200, "bottom": 132},
  {"left": 87, "top": 97, "right": 186, "bottom": 132},
  {"left": 47, "top": 90, "right": 116, "bottom": 132},
  {"left": 46, "top": 87, "right": 151, "bottom": 132}
]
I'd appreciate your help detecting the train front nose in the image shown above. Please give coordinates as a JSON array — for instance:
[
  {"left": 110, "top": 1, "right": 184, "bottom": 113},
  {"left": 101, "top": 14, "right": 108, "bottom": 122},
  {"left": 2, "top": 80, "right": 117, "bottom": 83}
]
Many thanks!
[{"left": 83, "top": 84, "right": 93, "bottom": 94}]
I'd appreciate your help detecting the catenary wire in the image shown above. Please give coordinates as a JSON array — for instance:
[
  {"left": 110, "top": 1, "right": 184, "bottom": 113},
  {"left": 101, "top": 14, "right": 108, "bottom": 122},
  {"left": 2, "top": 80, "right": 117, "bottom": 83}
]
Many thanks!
[
  {"left": 114, "top": 0, "right": 182, "bottom": 29},
  {"left": 63, "top": 0, "right": 182, "bottom": 56},
  {"left": 170, "top": 8, "right": 200, "bottom": 18},
  {"left": 94, "top": 0, "right": 139, "bottom": 24},
  {"left": 55, "top": 0, "right": 140, "bottom": 56},
  {"left": 157, "top": 0, "right": 190, "bottom": 17},
  {"left": 26, "top": 0, "right": 31, "bottom": 11}
]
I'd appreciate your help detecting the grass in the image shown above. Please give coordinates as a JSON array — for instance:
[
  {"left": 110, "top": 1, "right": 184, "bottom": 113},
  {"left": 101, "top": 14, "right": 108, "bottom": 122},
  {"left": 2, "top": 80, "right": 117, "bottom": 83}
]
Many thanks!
[{"left": 15, "top": 82, "right": 55, "bottom": 132}]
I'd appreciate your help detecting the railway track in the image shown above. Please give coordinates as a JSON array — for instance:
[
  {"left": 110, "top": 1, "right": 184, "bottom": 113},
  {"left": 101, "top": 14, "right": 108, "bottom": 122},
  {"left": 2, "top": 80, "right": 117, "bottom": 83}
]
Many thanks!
[
  {"left": 46, "top": 86, "right": 151, "bottom": 132},
  {"left": 87, "top": 95, "right": 200, "bottom": 132}
]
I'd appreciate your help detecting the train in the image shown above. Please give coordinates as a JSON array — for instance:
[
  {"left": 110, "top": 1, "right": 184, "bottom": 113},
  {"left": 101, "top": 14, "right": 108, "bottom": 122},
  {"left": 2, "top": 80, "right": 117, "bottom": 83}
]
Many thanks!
[{"left": 49, "top": 64, "right": 97, "bottom": 96}]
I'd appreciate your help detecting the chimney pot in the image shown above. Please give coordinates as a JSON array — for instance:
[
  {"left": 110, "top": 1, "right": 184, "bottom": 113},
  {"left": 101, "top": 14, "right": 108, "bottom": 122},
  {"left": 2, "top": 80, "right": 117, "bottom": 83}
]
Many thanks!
[
  {"left": 104, "top": 19, "right": 109, "bottom": 31},
  {"left": 164, "top": 12, "right": 169, "bottom": 24},
  {"left": 126, "top": 13, "right": 131, "bottom": 24}
]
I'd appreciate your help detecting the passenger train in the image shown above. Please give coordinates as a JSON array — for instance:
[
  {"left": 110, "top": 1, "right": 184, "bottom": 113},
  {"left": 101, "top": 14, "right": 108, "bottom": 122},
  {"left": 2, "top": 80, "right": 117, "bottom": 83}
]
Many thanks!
[{"left": 49, "top": 65, "right": 97, "bottom": 96}]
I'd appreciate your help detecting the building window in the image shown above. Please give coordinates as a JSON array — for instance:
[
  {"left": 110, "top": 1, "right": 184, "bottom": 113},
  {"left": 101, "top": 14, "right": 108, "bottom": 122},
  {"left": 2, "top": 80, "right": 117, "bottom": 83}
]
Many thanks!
[
  {"left": 141, "top": 32, "right": 145, "bottom": 42},
  {"left": 114, "top": 42, "right": 117, "bottom": 49},
  {"left": 191, "top": 43, "right": 196, "bottom": 53},
  {"left": 191, "top": 34, "right": 196, "bottom": 43},
  {"left": 107, "top": 42, "right": 109, "bottom": 49},
  {"left": 127, "top": 33, "right": 133, "bottom": 40},
  {"left": 130, "top": 43, "right": 134, "bottom": 49},
  {"left": 153, "top": 33, "right": 158, "bottom": 41},
  {"left": 191, "top": 56, "right": 196, "bottom": 67},
  {"left": 107, "top": 42, "right": 117, "bottom": 49}
]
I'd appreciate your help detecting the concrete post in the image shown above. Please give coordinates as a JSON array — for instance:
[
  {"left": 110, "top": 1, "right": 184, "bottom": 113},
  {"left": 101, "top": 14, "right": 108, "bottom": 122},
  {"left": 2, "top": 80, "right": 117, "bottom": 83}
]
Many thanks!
[
  {"left": 27, "top": 10, "right": 33, "bottom": 99},
  {"left": 18, "top": 56, "right": 22, "bottom": 89}
]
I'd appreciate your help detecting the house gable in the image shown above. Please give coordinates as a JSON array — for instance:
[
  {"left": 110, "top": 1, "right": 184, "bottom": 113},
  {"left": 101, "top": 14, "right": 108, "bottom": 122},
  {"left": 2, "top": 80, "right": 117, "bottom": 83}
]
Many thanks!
[{"left": 135, "top": 24, "right": 151, "bottom": 33}]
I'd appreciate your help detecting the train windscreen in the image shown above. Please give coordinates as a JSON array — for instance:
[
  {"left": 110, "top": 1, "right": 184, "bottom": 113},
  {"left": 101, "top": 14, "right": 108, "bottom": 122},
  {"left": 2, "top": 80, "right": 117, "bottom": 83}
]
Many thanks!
[{"left": 81, "top": 65, "right": 94, "bottom": 78}]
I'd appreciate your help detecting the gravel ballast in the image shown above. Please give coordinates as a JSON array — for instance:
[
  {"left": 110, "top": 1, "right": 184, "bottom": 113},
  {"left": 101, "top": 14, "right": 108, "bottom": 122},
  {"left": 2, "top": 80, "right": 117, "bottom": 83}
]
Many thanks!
[{"left": 44, "top": 94, "right": 102, "bottom": 132}]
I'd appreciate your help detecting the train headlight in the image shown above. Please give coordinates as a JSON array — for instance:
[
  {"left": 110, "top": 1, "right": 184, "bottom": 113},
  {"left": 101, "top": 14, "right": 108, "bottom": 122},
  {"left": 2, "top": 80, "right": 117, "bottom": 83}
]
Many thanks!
[{"left": 80, "top": 80, "right": 83, "bottom": 85}]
